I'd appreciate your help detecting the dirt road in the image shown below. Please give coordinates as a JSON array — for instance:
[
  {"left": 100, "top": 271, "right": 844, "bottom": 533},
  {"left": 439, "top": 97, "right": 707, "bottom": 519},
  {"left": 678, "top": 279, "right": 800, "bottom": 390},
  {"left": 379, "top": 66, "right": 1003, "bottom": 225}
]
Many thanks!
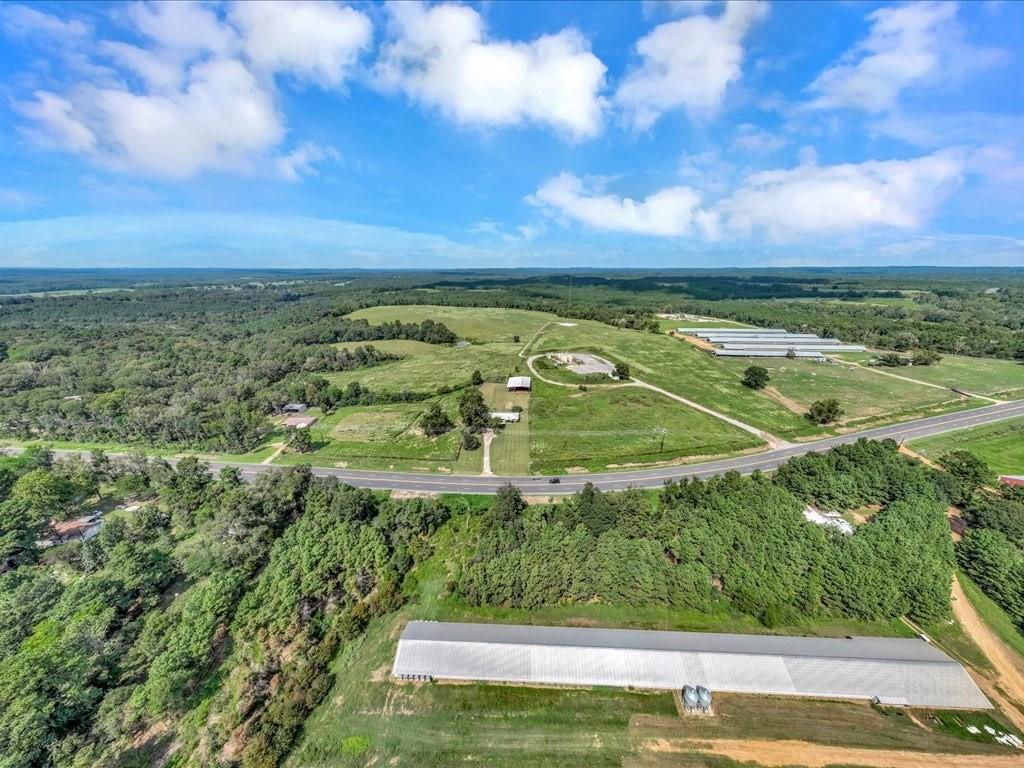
[
  {"left": 952, "top": 576, "right": 1024, "bottom": 731},
  {"left": 643, "top": 737, "right": 1023, "bottom": 768}
]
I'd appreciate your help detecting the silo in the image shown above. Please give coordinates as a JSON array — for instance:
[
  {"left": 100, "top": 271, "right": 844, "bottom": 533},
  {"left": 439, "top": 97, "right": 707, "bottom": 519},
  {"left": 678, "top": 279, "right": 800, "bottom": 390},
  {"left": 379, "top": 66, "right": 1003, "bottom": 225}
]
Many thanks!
[
  {"left": 697, "top": 686, "right": 712, "bottom": 711},
  {"left": 682, "top": 685, "right": 699, "bottom": 710}
]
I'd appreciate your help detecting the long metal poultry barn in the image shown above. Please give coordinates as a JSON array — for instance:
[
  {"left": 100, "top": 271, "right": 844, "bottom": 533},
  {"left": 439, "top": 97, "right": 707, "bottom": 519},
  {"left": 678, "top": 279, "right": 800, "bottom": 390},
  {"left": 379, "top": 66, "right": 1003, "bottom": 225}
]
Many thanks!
[{"left": 392, "top": 621, "right": 990, "bottom": 710}]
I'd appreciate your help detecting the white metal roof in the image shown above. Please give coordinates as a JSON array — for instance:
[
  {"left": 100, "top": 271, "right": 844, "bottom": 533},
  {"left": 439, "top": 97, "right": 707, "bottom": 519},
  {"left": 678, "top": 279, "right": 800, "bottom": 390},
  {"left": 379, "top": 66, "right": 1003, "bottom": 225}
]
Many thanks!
[
  {"left": 506, "top": 376, "right": 532, "bottom": 389},
  {"left": 713, "top": 349, "right": 825, "bottom": 358},
  {"left": 393, "top": 621, "right": 990, "bottom": 709}
]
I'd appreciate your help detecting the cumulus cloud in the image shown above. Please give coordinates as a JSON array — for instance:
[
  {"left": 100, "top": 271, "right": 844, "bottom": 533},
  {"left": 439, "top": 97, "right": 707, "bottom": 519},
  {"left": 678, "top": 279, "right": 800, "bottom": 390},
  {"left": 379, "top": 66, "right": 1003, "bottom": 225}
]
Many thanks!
[
  {"left": 376, "top": 1, "right": 606, "bottom": 139},
  {"left": 531, "top": 151, "right": 964, "bottom": 241},
  {"left": 8, "top": 1, "right": 371, "bottom": 179},
  {"left": 0, "top": 3, "right": 89, "bottom": 40},
  {"left": 528, "top": 173, "right": 706, "bottom": 237},
  {"left": 807, "top": 1, "right": 1005, "bottom": 113},
  {"left": 232, "top": 1, "right": 372, "bottom": 87},
  {"left": 732, "top": 123, "right": 786, "bottom": 153},
  {"left": 615, "top": 0, "right": 768, "bottom": 129}
]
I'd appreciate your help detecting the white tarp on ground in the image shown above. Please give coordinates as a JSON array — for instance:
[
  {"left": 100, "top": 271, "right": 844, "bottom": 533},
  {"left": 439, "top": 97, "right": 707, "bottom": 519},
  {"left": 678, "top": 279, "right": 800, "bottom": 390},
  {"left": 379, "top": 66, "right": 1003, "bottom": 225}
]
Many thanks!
[{"left": 393, "top": 621, "right": 990, "bottom": 709}]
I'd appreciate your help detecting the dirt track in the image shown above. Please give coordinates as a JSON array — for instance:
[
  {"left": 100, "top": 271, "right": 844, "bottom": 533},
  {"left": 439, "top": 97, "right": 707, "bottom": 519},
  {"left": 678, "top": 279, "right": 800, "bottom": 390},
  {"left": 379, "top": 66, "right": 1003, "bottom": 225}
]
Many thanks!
[
  {"left": 644, "top": 737, "right": 1024, "bottom": 768},
  {"left": 952, "top": 576, "right": 1024, "bottom": 731}
]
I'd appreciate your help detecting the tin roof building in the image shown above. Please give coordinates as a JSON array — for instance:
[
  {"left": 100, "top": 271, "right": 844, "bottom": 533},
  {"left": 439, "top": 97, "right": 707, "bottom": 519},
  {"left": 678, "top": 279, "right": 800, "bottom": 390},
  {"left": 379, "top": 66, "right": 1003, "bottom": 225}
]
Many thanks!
[
  {"left": 392, "top": 621, "right": 989, "bottom": 709},
  {"left": 506, "top": 376, "right": 532, "bottom": 391}
]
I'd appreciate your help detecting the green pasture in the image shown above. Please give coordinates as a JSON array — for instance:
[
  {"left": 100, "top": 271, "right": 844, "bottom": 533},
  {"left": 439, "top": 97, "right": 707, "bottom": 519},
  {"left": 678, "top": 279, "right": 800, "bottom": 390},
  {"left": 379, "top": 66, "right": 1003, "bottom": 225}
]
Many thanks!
[
  {"left": 835, "top": 353, "right": 1024, "bottom": 398},
  {"left": 325, "top": 342, "right": 524, "bottom": 394},
  {"left": 528, "top": 380, "right": 761, "bottom": 474},
  {"left": 530, "top": 319, "right": 818, "bottom": 439},
  {"left": 910, "top": 416, "right": 1024, "bottom": 475},
  {"left": 717, "top": 357, "right": 978, "bottom": 428},
  {"left": 656, "top": 317, "right": 752, "bottom": 332},
  {"left": 481, "top": 382, "right": 530, "bottom": 475},
  {"left": 347, "top": 304, "right": 557, "bottom": 343},
  {"left": 342, "top": 338, "right": 437, "bottom": 356}
]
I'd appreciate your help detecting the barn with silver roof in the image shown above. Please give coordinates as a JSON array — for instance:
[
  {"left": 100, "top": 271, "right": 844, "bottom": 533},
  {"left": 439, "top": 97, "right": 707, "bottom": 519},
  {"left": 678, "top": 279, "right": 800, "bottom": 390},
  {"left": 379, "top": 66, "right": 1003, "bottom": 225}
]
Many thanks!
[{"left": 392, "top": 621, "right": 990, "bottom": 709}]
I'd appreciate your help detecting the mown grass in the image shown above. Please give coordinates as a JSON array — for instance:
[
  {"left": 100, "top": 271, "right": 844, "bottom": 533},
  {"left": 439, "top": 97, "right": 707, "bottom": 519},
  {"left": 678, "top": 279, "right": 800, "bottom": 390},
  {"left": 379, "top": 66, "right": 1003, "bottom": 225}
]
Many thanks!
[
  {"left": 910, "top": 417, "right": 1024, "bottom": 475},
  {"left": 325, "top": 342, "right": 524, "bottom": 394},
  {"left": 716, "top": 356, "right": 979, "bottom": 428},
  {"left": 530, "top": 320, "right": 818, "bottom": 439},
  {"left": 347, "top": 305, "right": 557, "bottom": 343},
  {"left": 529, "top": 380, "right": 761, "bottom": 474},
  {"left": 481, "top": 382, "right": 530, "bottom": 475},
  {"left": 834, "top": 354, "right": 1024, "bottom": 397}
]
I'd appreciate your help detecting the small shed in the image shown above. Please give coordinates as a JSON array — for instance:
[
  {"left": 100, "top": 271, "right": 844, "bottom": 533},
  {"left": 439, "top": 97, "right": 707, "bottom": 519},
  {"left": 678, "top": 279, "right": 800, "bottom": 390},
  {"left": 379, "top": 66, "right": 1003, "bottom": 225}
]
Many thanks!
[
  {"left": 284, "top": 415, "right": 317, "bottom": 429},
  {"left": 506, "top": 376, "right": 532, "bottom": 392},
  {"left": 283, "top": 403, "right": 308, "bottom": 414},
  {"left": 490, "top": 411, "right": 521, "bottom": 423}
]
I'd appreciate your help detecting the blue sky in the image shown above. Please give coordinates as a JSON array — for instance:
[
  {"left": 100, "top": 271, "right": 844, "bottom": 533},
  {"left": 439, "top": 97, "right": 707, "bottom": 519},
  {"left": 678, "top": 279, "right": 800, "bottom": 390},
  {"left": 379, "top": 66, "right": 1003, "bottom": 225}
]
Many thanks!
[{"left": 1, "top": 0, "right": 1022, "bottom": 268}]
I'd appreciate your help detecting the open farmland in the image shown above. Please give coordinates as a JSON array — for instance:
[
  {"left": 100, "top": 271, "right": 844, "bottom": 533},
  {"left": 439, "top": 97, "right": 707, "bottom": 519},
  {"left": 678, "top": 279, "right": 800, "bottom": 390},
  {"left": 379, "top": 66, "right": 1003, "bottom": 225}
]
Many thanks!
[
  {"left": 347, "top": 304, "right": 557, "bottom": 343},
  {"left": 834, "top": 353, "right": 1024, "bottom": 398},
  {"left": 528, "top": 380, "right": 762, "bottom": 473},
  {"left": 481, "top": 382, "right": 530, "bottom": 475},
  {"left": 274, "top": 400, "right": 476, "bottom": 472},
  {"left": 716, "top": 356, "right": 978, "bottom": 429},
  {"left": 910, "top": 417, "right": 1024, "bottom": 475},
  {"left": 326, "top": 342, "right": 525, "bottom": 394}
]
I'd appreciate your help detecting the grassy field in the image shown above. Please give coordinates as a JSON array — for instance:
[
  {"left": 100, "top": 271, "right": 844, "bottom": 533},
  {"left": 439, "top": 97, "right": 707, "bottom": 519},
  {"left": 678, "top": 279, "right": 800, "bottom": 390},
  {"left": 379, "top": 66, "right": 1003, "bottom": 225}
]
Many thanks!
[
  {"left": 274, "top": 400, "right": 477, "bottom": 473},
  {"left": 835, "top": 353, "right": 1024, "bottom": 398},
  {"left": 528, "top": 380, "right": 762, "bottom": 474},
  {"left": 531, "top": 320, "right": 822, "bottom": 439},
  {"left": 344, "top": 338, "right": 438, "bottom": 356},
  {"left": 289, "top": 518, "right": 1008, "bottom": 768},
  {"left": 656, "top": 317, "right": 752, "bottom": 332},
  {"left": 910, "top": 417, "right": 1024, "bottom": 475},
  {"left": 481, "top": 382, "right": 530, "bottom": 475},
  {"left": 347, "top": 305, "right": 557, "bottom": 343},
  {"left": 717, "top": 356, "right": 978, "bottom": 429},
  {"left": 325, "top": 342, "right": 524, "bottom": 394}
]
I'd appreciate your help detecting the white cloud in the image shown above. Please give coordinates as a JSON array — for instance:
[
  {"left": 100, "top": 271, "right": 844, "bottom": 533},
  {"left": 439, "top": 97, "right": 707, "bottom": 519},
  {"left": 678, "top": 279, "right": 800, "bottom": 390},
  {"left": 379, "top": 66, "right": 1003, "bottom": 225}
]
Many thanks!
[
  {"left": 732, "top": 123, "right": 786, "bottom": 153},
  {"left": 276, "top": 142, "right": 340, "bottom": 182},
  {"left": 17, "top": 91, "right": 97, "bottom": 152},
  {"left": 9, "top": 1, "right": 374, "bottom": 180},
  {"left": 232, "top": 1, "right": 372, "bottom": 87},
  {"left": 807, "top": 2, "right": 1005, "bottom": 113},
  {"left": 717, "top": 150, "right": 965, "bottom": 239},
  {"left": 528, "top": 173, "right": 704, "bottom": 236},
  {"left": 615, "top": 0, "right": 768, "bottom": 129},
  {"left": 376, "top": 1, "right": 606, "bottom": 139},
  {"left": 1, "top": 3, "right": 89, "bottom": 40},
  {"left": 0, "top": 188, "right": 43, "bottom": 209}
]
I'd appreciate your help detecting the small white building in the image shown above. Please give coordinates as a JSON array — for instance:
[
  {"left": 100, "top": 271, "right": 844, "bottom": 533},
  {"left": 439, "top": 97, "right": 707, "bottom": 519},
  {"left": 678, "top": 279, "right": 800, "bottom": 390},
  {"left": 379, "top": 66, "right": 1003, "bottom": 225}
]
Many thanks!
[
  {"left": 284, "top": 415, "right": 317, "bottom": 429},
  {"left": 506, "top": 376, "right": 532, "bottom": 392},
  {"left": 489, "top": 411, "right": 521, "bottom": 423}
]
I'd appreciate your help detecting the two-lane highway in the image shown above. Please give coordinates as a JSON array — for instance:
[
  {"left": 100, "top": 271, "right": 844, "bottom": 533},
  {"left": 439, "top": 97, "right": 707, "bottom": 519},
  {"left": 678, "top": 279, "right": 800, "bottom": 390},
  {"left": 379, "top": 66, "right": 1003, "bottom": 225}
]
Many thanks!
[{"left": 14, "top": 398, "right": 1024, "bottom": 495}]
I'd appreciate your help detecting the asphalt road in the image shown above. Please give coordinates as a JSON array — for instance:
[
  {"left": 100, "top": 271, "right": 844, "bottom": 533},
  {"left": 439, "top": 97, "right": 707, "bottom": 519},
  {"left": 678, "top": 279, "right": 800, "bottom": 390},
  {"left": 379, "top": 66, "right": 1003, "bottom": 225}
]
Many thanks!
[{"left": 19, "top": 398, "right": 1024, "bottom": 495}]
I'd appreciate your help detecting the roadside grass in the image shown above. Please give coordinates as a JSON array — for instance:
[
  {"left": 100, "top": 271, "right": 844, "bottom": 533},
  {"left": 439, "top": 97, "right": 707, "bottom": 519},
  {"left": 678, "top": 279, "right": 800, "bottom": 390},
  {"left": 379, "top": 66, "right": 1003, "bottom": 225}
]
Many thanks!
[
  {"left": 529, "top": 380, "right": 761, "bottom": 474},
  {"left": 923, "top": 616, "right": 995, "bottom": 674},
  {"left": 835, "top": 354, "right": 1024, "bottom": 397},
  {"left": 716, "top": 356, "right": 979, "bottom": 427},
  {"left": 910, "top": 417, "right": 1024, "bottom": 475},
  {"left": 958, "top": 572, "right": 1024, "bottom": 660},
  {"left": 324, "top": 342, "right": 524, "bottom": 394},
  {"left": 346, "top": 305, "right": 557, "bottom": 343},
  {"left": 0, "top": 438, "right": 180, "bottom": 458},
  {"left": 530, "top": 319, "right": 819, "bottom": 439},
  {"left": 481, "top": 382, "right": 530, "bottom": 475}
]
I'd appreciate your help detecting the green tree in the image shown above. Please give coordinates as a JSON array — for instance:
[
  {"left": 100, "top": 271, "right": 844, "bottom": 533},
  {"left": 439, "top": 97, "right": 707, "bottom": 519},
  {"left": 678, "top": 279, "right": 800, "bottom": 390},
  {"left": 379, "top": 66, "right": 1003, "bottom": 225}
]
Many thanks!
[
  {"left": 470, "top": 369, "right": 484, "bottom": 386},
  {"left": 939, "top": 450, "right": 993, "bottom": 505},
  {"left": 613, "top": 362, "right": 630, "bottom": 380},
  {"left": 458, "top": 388, "right": 490, "bottom": 431},
  {"left": 806, "top": 398, "right": 843, "bottom": 424},
  {"left": 912, "top": 349, "right": 942, "bottom": 366},
  {"left": 420, "top": 402, "right": 453, "bottom": 437},
  {"left": 288, "top": 427, "right": 313, "bottom": 453},
  {"left": 741, "top": 365, "right": 770, "bottom": 389}
]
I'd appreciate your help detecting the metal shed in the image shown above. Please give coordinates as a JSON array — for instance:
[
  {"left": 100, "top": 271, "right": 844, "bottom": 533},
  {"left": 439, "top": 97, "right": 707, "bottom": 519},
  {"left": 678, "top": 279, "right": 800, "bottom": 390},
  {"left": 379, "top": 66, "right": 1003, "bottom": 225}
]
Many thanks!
[{"left": 392, "top": 621, "right": 990, "bottom": 710}]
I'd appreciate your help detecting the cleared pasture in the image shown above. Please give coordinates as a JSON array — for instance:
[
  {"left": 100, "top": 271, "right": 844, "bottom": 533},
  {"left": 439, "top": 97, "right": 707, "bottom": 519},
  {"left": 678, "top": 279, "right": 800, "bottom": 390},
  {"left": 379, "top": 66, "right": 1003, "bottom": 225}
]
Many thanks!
[
  {"left": 325, "top": 342, "right": 524, "bottom": 394},
  {"left": 481, "top": 382, "right": 530, "bottom": 475},
  {"left": 528, "top": 380, "right": 761, "bottom": 474},
  {"left": 910, "top": 417, "right": 1024, "bottom": 475},
  {"left": 716, "top": 357, "right": 977, "bottom": 428},
  {"left": 346, "top": 305, "right": 557, "bottom": 343},
  {"left": 834, "top": 353, "right": 1024, "bottom": 397}
]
